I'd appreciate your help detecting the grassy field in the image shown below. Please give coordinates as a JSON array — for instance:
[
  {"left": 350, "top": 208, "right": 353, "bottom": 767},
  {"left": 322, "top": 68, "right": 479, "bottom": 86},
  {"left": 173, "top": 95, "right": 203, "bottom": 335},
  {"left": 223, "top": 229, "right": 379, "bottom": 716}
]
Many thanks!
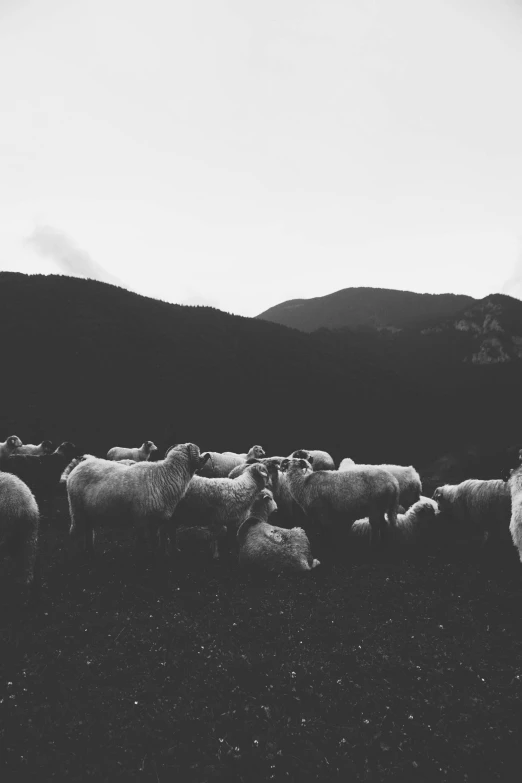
[{"left": 2, "top": 493, "right": 522, "bottom": 782}]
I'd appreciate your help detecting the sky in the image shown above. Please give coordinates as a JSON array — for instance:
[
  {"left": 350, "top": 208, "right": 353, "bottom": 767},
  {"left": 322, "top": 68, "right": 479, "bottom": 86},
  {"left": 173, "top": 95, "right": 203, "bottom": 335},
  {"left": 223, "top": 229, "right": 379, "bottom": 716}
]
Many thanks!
[{"left": 1, "top": 0, "right": 522, "bottom": 316}]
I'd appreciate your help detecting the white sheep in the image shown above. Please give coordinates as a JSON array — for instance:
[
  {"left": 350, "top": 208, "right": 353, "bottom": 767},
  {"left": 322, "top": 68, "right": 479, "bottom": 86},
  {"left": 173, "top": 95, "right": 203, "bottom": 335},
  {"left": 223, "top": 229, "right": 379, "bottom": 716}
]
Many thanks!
[
  {"left": 198, "top": 445, "right": 266, "bottom": 478},
  {"left": 14, "top": 440, "right": 55, "bottom": 456},
  {"left": 281, "top": 457, "right": 399, "bottom": 547},
  {"left": 237, "top": 489, "right": 320, "bottom": 573},
  {"left": 339, "top": 461, "right": 422, "bottom": 510},
  {"left": 169, "top": 463, "right": 270, "bottom": 545},
  {"left": 0, "top": 472, "right": 40, "bottom": 592},
  {"left": 289, "top": 449, "right": 336, "bottom": 471},
  {"left": 350, "top": 497, "right": 441, "bottom": 548},
  {"left": 433, "top": 479, "right": 511, "bottom": 545},
  {"left": 0, "top": 436, "right": 23, "bottom": 459},
  {"left": 106, "top": 440, "right": 158, "bottom": 462},
  {"left": 67, "top": 443, "right": 210, "bottom": 556},
  {"left": 509, "top": 466, "right": 522, "bottom": 562}
]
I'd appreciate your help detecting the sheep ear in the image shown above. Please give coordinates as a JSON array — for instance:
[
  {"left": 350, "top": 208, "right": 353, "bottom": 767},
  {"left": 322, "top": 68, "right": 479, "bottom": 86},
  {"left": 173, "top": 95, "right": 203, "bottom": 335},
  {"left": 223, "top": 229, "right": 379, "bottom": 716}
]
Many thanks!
[{"left": 308, "top": 456, "right": 314, "bottom": 465}]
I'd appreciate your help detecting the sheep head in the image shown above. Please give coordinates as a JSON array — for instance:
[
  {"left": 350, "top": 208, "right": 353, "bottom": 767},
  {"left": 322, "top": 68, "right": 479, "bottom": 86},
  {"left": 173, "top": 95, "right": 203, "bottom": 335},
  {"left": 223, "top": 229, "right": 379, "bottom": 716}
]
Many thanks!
[
  {"left": 40, "top": 440, "right": 55, "bottom": 454},
  {"left": 6, "top": 435, "right": 22, "bottom": 448},
  {"left": 280, "top": 457, "right": 313, "bottom": 475},
  {"left": 259, "top": 488, "right": 278, "bottom": 517},
  {"left": 56, "top": 442, "right": 82, "bottom": 461},
  {"left": 246, "top": 463, "right": 269, "bottom": 488},
  {"left": 144, "top": 440, "right": 158, "bottom": 455},
  {"left": 249, "top": 445, "right": 266, "bottom": 459}
]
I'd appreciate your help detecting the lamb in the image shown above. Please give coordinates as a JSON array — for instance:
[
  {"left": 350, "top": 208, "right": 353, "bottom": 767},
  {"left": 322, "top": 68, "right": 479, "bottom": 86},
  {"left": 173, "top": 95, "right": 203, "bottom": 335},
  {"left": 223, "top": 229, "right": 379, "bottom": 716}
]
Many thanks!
[
  {"left": 289, "top": 449, "right": 336, "bottom": 471},
  {"left": 339, "top": 461, "right": 422, "bottom": 510},
  {"left": 280, "top": 457, "right": 399, "bottom": 547},
  {"left": 0, "top": 436, "right": 23, "bottom": 459},
  {"left": 67, "top": 443, "right": 210, "bottom": 556},
  {"left": 198, "top": 445, "right": 266, "bottom": 478},
  {"left": 106, "top": 441, "right": 158, "bottom": 461},
  {"left": 13, "top": 440, "right": 55, "bottom": 456},
  {"left": 0, "top": 472, "right": 40, "bottom": 593},
  {"left": 433, "top": 479, "right": 511, "bottom": 544},
  {"left": 0, "top": 442, "right": 82, "bottom": 514},
  {"left": 508, "top": 466, "right": 522, "bottom": 562},
  {"left": 350, "top": 497, "right": 441, "bottom": 549},
  {"left": 237, "top": 489, "right": 320, "bottom": 573},
  {"left": 169, "top": 463, "right": 270, "bottom": 546}
]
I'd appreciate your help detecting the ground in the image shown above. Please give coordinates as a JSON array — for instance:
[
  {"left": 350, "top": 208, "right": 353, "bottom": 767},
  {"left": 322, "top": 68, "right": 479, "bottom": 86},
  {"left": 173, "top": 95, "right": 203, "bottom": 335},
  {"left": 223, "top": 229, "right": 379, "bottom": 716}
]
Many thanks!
[{"left": 2, "top": 493, "right": 522, "bottom": 782}]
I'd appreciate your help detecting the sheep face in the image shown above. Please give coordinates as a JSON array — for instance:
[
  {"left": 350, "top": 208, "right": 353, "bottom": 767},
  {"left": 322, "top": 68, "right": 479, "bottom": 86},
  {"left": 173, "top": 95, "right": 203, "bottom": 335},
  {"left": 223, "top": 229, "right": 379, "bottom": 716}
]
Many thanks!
[
  {"left": 41, "top": 440, "right": 55, "bottom": 454},
  {"left": 6, "top": 436, "right": 22, "bottom": 449},
  {"left": 56, "top": 442, "right": 82, "bottom": 462},
  {"left": 251, "top": 445, "right": 266, "bottom": 459},
  {"left": 246, "top": 463, "right": 270, "bottom": 488},
  {"left": 258, "top": 488, "right": 278, "bottom": 517},
  {"left": 143, "top": 441, "right": 158, "bottom": 455},
  {"left": 280, "top": 458, "right": 313, "bottom": 475},
  {"left": 432, "top": 487, "right": 451, "bottom": 515}
]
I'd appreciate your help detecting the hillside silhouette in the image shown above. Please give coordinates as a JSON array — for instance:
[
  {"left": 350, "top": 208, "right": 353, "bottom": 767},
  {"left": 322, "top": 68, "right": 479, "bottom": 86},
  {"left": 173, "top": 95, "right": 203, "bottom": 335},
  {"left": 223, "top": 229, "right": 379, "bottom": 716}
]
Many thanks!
[
  {"left": 1, "top": 272, "right": 522, "bottom": 476},
  {"left": 257, "top": 286, "right": 475, "bottom": 332}
]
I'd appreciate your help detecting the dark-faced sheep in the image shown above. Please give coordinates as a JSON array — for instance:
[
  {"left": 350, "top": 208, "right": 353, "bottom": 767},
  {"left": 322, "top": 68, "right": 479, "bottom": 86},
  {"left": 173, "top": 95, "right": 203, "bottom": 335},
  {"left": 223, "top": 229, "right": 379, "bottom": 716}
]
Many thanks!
[
  {"left": 67, "top": 443, "right": 210, "bottom": 560},
  {"left": 106, "top": 441, "right": 158, "bottom": 461},
  {"left": 281, "top": 457, "right": 399, "bottom": 547},
  {"left": 0, "top": 472, "right": 40, "bottom": 595},
  {"left": 237, "top": 489, "right": 320, "bottom": 573}
]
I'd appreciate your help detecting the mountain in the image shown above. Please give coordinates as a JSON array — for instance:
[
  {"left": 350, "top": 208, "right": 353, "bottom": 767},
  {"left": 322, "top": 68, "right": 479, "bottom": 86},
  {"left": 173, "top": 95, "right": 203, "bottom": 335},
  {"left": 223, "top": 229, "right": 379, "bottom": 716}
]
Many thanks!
[
  {"left": 257, "top": 287, "right": 475, "bottom": 332},
  {"left": 1, "top": 272, "right": 522, "bottom": 481}
]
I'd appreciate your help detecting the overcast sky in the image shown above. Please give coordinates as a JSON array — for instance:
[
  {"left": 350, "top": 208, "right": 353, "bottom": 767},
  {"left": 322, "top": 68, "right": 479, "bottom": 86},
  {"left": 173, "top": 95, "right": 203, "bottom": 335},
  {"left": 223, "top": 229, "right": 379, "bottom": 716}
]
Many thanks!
[{"left": 1, "top": 0, "right": 522, "bottom": 316}]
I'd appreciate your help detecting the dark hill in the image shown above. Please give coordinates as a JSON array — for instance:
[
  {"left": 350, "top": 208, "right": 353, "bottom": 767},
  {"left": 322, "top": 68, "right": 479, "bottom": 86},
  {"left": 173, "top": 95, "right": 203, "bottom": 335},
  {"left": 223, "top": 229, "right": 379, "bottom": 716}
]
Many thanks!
[
  {"left": 1, "top": 272, "right": 522, "bottom": 475},
  {"left": 257, "top": 287, "right": 474, "bottom": 332}
]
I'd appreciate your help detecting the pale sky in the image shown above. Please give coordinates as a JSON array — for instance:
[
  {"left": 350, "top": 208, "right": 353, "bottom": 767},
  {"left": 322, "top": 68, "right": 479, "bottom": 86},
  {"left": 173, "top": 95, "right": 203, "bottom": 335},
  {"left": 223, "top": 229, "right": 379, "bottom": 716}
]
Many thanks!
[{"left": 1, "top": 0, "right": 522, "bottom": 316}]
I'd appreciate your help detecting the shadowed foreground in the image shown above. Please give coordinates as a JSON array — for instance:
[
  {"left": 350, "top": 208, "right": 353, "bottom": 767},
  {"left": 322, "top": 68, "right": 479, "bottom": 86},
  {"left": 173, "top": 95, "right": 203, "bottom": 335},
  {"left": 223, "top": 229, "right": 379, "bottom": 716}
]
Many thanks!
[{"left": 1, "top": 494, "right": 522, "bottom": 781}]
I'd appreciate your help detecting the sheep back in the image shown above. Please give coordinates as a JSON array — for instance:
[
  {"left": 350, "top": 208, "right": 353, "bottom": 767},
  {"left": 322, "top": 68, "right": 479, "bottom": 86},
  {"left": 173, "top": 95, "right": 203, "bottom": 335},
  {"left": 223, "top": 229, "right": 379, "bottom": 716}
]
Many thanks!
[{"left": 0, "top": 472, "right": 40, "bottom": 587}]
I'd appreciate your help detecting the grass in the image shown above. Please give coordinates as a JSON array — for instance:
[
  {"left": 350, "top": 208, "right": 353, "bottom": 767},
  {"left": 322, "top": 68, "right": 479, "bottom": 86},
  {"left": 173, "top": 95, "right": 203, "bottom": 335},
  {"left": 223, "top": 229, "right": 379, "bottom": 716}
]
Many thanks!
[{"left": 2, "top": 493, "right": 522, "bottom": 781}]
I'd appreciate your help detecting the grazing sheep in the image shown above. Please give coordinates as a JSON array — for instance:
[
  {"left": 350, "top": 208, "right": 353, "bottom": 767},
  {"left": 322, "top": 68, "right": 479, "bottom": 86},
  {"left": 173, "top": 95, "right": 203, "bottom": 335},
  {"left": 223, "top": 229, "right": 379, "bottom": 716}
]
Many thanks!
[
  {"left": 289, "top": 449, "right": 336, "bottom": 471},
  {"left": 170, "top": 463, "right": 270, "bottom": 547},
  {"left": 237, "top": 489, "right": 320, "bottom": 573},
  {"left": 350, "top": 497, "right": 441, "bottom": 549},
  {"left": 106, "top": 441, "right": 158, "bottom": 462},
  {"left": 281, "top": 457, "right": 399, "bottom": 547},
  {"left": 0, "top": 436, "right": 23, "bottom": 459},
  {"left": 68, "top": 443, "right": 210, "bottom": 556},
  {"left": 0, "top": 442, "right": 82, "bottom": 514},
  {"left": 14, "top": 440, "right": 55, "bottom": 456},
  {"left": 0, "top": 472, "right": 40, "bottom": 593},
  {"left": 433, "top": 479, "right": 511, "bottom": 544},
  {"left": 339, "top": 461, "right": 422, "bottom": 510},
  {"left": 198, "top": 445, "right": 266, "bottom": 478}
]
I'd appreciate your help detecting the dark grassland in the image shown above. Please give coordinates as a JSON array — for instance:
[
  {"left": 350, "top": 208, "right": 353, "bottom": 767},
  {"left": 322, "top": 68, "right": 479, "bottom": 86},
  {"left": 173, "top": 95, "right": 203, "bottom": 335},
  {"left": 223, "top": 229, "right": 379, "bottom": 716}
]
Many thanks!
[{"left": 2, "top": 493, "right": 522, "bottom": 782}]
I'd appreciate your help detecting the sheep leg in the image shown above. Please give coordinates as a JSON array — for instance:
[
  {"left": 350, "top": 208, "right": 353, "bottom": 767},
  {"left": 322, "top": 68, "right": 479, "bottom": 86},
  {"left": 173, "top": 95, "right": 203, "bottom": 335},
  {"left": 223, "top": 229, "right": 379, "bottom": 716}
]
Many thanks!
[{"left": 368, "top": 513, "right": 384, "bottom": 549}]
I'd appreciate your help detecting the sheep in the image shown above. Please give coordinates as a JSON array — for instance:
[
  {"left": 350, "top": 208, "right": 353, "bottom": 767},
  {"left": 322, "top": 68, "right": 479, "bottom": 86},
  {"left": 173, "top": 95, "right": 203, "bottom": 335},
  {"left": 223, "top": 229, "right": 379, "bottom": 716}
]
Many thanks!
[
  {"left": 289, "top": 449, "right": 336, "bottom": 471},
  {"left": 0, "top": 436, "right": 23, "bottom": 459},
  {"left": 339, "top": 461, "right": 422, "bottom": 510},
  {"left": 67, "top": 443, "right": 210, "bottom": 559},
  {"left": 280, "top": 457, "right": 399, "bottom": 547},
  {"left": 0, "top": 472, "right": 40, "bottom": 594},
  {"left": 228, "top": 458, "right": 280, "bottom": 489},
  {"left": 13, "top": 440, "right": 54, "bottom": 456},
  {"left": 106, "top": 441, "right": 158, "bottom": 462},
  {"left": 433, "top": 479, "right": 511, "bottom": 545},
  {"left": 237, "top": 488, "right": 320, "bottom": 573},
  {"left": 198, "top": 445, "right": 266, "bottom": 478},
  {"left": 0, "top": 442, "right": 82, "bottom": 515},
  {"left": 509, "top": 466, "right": 522, "bottom": 562},
  {"left": 350, "top": 497, "right": 441, "bottom": 549},
  {"left": 168, "top": 463, "right": 271, "bottom": 554}
]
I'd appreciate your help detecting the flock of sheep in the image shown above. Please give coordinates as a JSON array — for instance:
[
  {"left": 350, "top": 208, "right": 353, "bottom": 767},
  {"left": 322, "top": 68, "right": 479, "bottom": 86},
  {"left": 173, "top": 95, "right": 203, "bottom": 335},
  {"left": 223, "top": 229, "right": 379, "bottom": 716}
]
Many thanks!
[{"left": 2, "top": 433, "right": 522, "bottom": 599}]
